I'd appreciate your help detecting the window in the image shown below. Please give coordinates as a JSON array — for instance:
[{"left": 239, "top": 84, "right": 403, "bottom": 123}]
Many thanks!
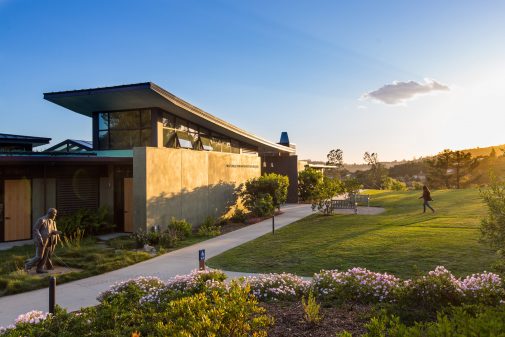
[{"left": 97, "top": 110, "right": 151, "bottom": 150}]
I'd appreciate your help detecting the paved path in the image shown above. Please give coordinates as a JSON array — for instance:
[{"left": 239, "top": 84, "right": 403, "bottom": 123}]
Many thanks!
[{"left": 0, "top": 204, "right": 313, "bottom": 327}]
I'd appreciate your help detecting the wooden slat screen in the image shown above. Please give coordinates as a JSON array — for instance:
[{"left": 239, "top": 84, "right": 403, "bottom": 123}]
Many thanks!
[{"left": 56, "top": 178, "right": 99, "bottom": 216}]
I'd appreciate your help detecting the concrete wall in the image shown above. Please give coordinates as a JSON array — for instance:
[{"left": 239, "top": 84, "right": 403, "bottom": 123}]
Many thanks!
[
  {"left": 31, "top": 178, "right": 56, "bottom": 224},
  {"left": 261, "top": 155, "right": 299, "bottom": 203},
  {"left": 133, "top": 147, "right": 261, "bottom": 231}
]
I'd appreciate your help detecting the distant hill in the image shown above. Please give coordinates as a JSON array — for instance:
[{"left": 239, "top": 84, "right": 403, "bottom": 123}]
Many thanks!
[{"left": 460, "top": 144, "right": 505, "bottom": 158}]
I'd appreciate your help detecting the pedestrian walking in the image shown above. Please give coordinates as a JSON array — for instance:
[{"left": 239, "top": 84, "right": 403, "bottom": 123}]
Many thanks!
[{"left": 419, "top": 185, "right": 435, "bottom": 213}]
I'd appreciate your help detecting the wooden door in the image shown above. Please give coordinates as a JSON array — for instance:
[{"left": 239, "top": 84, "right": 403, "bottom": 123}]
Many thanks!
[
  {"left": 123, "top": 178, "right": 133, "bottom": 232},
  {"left": 4, "top": 179, "right": 31, "bottom": 241}
]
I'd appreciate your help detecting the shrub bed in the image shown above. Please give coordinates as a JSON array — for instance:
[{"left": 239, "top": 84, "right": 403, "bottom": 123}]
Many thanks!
[{"left": 2, "top": 266, "right": 504, "bottom": 336}]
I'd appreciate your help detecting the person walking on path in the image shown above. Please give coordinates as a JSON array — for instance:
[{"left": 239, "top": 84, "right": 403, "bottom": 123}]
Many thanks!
[
  {"left": 419, "top": 185, "right": 435, "bottom": 213},
  {"left": 24, "top": 208, "right": 61, "bottom": 274}
]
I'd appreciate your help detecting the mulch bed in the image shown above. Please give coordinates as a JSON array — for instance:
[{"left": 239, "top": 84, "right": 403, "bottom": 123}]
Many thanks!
[
  {"left": 220, "top": 211, "right": 284, "bottom": 235},
  {"left": 263, "top": 301, "right": 371, "bottom": 336}
]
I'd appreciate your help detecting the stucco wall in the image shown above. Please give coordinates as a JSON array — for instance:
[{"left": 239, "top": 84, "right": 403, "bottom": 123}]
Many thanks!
[{"left": 133, "top": 147, "right": 260, "bottom": 231}]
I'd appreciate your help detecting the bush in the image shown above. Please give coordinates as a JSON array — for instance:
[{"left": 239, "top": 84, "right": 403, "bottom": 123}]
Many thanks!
[
  {"left": 298, "top": 168, "right": 323, "bottom": 202},
  {"left": 480, "top": 179, "right": 505, "bottom": 257},
  {"left": 239, "top": 173, "right": 289, "bottom": 216},
  {"left": 230, "top": 208, "right": 248, "bottom": 223},
  {"left": 166, "top": 217, "right": 192, "bottom": 241},
  {"left": 144, "top": 282, "right": 272, "bottom": 337},
  {"left": 312, "top": 267, "right": 400, "bottom": 304},
  {"left": 243, "top": 272, "right": 310, "bottom": 301},
  {"left": 302, "top": 291, "right": 322, "bottom": 325},
  {"left": 311, "top": 177, "right": 343, "bottom": 215},
  {"left": 58, "top": 206, "right": 113, "bottom": 237},
  {"left": 340, "top": 305, "right": 505, "bottom": 336},
  {"left": 198, "top": 216, "right": 221, "bottom": 237},
  {"left": 381, "top": 177, "right": 408, "bottom": 191}
]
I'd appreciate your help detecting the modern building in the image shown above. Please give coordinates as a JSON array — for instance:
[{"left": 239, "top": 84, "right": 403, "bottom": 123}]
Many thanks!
[{"left": 0, "top": 82, "right": 298, "bottom": 242}]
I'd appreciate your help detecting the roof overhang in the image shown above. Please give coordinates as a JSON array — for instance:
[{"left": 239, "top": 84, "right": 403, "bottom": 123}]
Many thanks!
[
  {"left": 0, "top": 133, "right": 51, "bottom": 147},
  {"left": 44, "top": 82, "right": 294, "bottom": 154}
]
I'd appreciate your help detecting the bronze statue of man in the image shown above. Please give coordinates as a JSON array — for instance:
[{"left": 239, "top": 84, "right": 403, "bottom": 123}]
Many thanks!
[{"left": 24, "top": 208, "right": 61, "bottom": 274}]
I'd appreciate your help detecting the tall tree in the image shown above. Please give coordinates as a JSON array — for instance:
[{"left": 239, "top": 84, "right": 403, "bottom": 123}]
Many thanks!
[
  {"left": 326, "top": 149, "right": 344, "bottom": 169},
  {"left": 363, "top": 152, "right": 387, "bottom": 189},
  {"left": 451, "top": 150, "right": 478, "bottom": 189},
  {"left": 427, "top": 149, "right": 454, "bottom": 188}
]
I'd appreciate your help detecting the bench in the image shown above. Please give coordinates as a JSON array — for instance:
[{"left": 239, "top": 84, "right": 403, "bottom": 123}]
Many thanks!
[
  {"left": 349, "top": 194, "right": 370, "bottom": 207},
  {"left": 330, "top": 199, "right": 355, "bottom": 209}
]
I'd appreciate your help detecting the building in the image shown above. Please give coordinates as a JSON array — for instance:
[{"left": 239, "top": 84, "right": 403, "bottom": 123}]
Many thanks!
[{"left": 0, "top": 82, "right": 298, "bottom": 242}]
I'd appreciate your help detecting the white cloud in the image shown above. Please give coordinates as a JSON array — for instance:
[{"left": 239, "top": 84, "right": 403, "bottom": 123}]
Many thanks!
[{"left": 362, "top": 78, "right": 449, "bottom": 105}]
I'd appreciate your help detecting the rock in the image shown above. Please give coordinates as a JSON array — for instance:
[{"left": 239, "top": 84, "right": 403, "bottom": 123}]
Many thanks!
[{"left": 143, "top": 244, "right": 156, "bottom": 254}]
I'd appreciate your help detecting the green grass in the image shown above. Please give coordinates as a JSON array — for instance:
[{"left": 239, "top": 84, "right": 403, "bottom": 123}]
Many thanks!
[
  {"left": 208, "top": 188, "right": 498, "bottom": 279},
  {"left": 0, "top": 234, "right": 208, "bottom": 297}
]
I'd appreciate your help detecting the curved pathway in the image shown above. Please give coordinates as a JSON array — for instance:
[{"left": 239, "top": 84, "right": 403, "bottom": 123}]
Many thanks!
[{"left": 0, "top": 205, "right": 384, "bottom": 326}]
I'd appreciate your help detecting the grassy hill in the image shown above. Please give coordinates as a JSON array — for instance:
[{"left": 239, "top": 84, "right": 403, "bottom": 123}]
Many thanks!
[{"left": 208, "top": 189, "right": 498, "bottom": 279}]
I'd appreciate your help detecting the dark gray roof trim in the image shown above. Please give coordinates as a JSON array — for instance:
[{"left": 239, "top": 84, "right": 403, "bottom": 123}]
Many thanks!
[{"left": 0, "top": 133, "right": 51, "bottom": 147}]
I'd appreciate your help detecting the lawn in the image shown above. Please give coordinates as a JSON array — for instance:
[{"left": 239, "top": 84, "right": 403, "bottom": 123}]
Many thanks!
[{"left": 208, "top": 188, "right": 499, "bottom": 278}]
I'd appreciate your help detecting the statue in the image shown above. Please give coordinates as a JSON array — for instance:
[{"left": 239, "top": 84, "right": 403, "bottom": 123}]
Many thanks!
[{"left": 24, "top": 208, "right": 62, "bottom": 274}]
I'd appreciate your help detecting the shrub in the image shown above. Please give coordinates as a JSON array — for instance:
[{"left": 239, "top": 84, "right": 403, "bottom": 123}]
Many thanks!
[
  {"left": 166, "top": 217, "right": 192, "bottom": 241},
  {"left": 381, "top": 177, "right": 408, "bottom": 191},
  {"left": 243, "top": 272, "right": 310, "bottom": 301},
  {"left": 58, "top": 206, "right": 113, "bottom": 237},
  {"left": 97, "top": 276, "right": 165, "bottom": 303},
  {"left": 480, "top": 179, "right": 505, "bottom": 257},
  {"left": 398, "top": 266, "right": 464, "bottom": 312},
  {"left": 298, "top": 168, "right": 323, "bottom": 202},
  {"left": 239, "top": 173, "right": 289, "bottom": 216},
  {"left": 198, "top": 216, "right": 221, "bottom": 237},
  {"left": 146, "top": 282, "right": 272, "bottom": 337},
  {"left": 312, "top": 267, "right": 400, "bottom": 304},
  {"left": 302, "top": 291, "right": 322, "bottom": 325},
  {"left": 311, "top": 176, "right": 343, "bottom": 215},
  {"left": 230, "top": 208, "right": 248, "bottom": 223},
  {"left": 340, "top": 305, "right": 505, "bottom": 336}
]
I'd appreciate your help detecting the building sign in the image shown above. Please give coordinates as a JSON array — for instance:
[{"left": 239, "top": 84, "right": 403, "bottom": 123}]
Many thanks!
[{"left": 226, "top": 164, "right": 259, "bottom": 168}]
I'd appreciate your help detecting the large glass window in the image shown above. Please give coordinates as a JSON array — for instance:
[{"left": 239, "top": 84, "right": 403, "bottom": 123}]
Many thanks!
[
  {"left": 160, "top": 110, "right": 257, "bottom": 154},
  {"left": 97, "top": 109, "right": 151, "bottom": 150}
]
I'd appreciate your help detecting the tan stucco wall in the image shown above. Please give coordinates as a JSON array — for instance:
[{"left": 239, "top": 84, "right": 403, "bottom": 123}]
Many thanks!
[
  {"left": 133, "top": 147, "right": 260, "bottom": 231},
  {"left": 31, "top": 178, "right": 56, "bottom": 224}
]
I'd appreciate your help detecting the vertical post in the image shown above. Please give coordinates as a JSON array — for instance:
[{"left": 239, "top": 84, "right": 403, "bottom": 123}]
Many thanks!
[
  {"left": 49, "top": 277, "right": 56, "bottom": 314},
  {"left": 198, "top": 249, "right": 206, "bottom": 271},
  {"left": 272, "top": 214, "right": 275, "bottom": 235}
]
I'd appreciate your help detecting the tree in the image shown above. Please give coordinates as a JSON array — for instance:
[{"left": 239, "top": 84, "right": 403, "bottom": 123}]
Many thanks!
[
  {"left": 239, "top": 173, "right": 289, "bottom": 216},
  {"left": 426, "top": 149, "right": 454, "bottom": 188},
  {"left": 326, "top": 149, "right": 344, "bottom": 169},
  {"left": 311, "top": 177, "right": 343, "bottom": 215},
  {"left": 490, "top": 148, "right": 497, "bottom": 158},
  {"left": 363, "top": 152, "right": 387, "bottom": 189},
  {"left": 298, "top": 168, "right": 323, "bottom": 202},
  {"left": 480, "top": 178, "right": 505, "bottom": 258},
  {"left": 451, "top": 150, "right": 478, "bottom": 189}
]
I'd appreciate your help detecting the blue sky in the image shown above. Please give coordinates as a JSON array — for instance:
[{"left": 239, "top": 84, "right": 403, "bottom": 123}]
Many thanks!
[{"left": 1, "top": 0, "right": 504, "bottom": 163}]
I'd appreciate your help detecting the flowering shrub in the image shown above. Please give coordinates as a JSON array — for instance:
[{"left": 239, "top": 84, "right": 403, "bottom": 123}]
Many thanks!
[
  {"left": 139, "top": 269, "right": 227, "bottom": 306},
  {"left": 460, "top": 272, "right": 505, "bottom": 305},
  {"left": 243, "top": 272, "right": 310, "bottom": 301},
  {"left": 14, "top": 310, "right": 50, "bottom": 325},
  {"left": 97, "top": 276, "right": 165, "bottom": 303},
  {"left": 400, "top": 266, "right": 465, "bottom": 310},
  {"left": 313, "top": 267, "right": 401, "bottom": 304}
]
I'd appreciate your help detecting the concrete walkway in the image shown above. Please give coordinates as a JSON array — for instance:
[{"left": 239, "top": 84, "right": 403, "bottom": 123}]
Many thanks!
[{"left": 0, "top": 204, "right": 313, "bottom": 327}]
